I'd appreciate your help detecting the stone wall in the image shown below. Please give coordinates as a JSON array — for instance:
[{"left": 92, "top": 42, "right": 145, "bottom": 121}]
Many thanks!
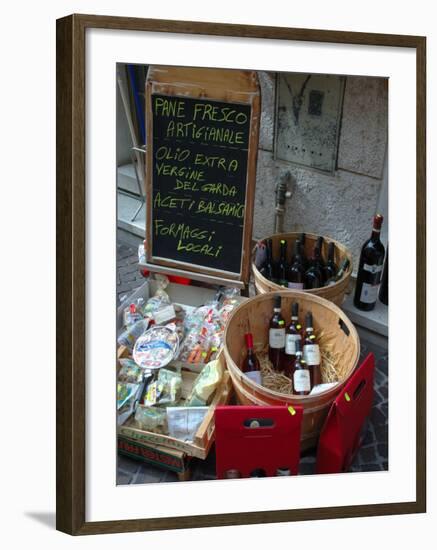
[{"left": 253, "top": 72, "right": 388, "bottom": 269}]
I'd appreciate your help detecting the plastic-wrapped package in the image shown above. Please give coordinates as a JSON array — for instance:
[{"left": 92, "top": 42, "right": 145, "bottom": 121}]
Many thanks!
[
  {"left": 138, "top": 242, "right": 146, "bottom": 264},
  {"left": 140, "top": 287, "right": 185, "bottom": 327},
  {"left": 178, "top": 327, "right": 208, "bottom": 364},
  {"left": 142, "top": 292, "right": 171, "bottom": 319},
  {"left": 166, "top": 407, "right": 209, "bottom": 441},
  {"left": 117, "top": 382, "right": 141, "bottom": 410},
  {"left": 219, "top": 288, "right": 240, "bottom": 325},
  {"left": 117, "top": 319, "right": 150, "bottom": 351},
  {"left": 133, "top": 326, "right": 179, "bottom": 369},
  {"left": 118, "top": 359, "right": 144, "bottom": 384},
  {"left": 165, "top": 318, "right": 185, "bottom": 342},
  {"left": 143, "top": 368, "right": 182, "bottom": 407},
  {"left": 183, "top": 306, "right": 208, "bottom": 334},
  {"left": 185, "top": 359, "right": 224, "bottom": 406},
  {"left": 179, "top": 302, "right": 230, "bottom": 364},
  {"left": 134, "top": 405, "right": 167, "bottom": 433},
  {"left": 206, "top": 328, "right": 224, "bottom": 352},
  {"left": 123, "top": 300, "right": 144, "bottom": 328}
]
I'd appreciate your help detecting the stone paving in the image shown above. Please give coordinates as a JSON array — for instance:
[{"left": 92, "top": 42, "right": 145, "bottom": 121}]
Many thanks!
[{"left": 116, "top": 241, "right": 388, "bottom": 484}]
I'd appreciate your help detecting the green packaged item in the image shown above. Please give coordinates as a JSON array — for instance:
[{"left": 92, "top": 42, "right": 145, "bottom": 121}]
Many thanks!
[
  {"left": 143, "top": 368, "right": 182, "bottom": 407},
  {"left": 118, "top": 359, "right": 144, "bottom": 384},
  {"left": 117, "top": 382, "right": 141, "bottom": 410},
  {"left": 134, "top": 405, "right": 167, "bottom": 433},
  {"left": 185, "top": 359, "right": 224, "bottom": 407}
]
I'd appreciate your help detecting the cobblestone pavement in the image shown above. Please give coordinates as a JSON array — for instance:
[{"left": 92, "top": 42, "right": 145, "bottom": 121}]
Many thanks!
[{"left": 116, "top": 241, "right": 388, "bottom": 483}]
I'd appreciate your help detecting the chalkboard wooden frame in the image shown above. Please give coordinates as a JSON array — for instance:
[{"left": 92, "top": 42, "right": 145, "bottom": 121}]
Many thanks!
[
  {"left": 144, "top": 66, "right": 261, "bottom": 286},
  {"left": 56, "top": 13, "right": 426, "bottom": 536}
]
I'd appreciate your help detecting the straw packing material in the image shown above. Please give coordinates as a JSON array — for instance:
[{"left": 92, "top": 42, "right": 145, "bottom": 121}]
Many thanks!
[{"left": 254, "top": 328, "right": 347, "bottom": 395}]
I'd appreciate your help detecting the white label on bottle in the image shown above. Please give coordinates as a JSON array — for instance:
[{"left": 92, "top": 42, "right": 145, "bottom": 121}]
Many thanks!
[
  {"left": 269, "top": 328, "right": 285, "bottom": 349},
  {"left": 245, "top": 371, "right": 262, "bottom": 385},
  {"left": 287, "top": 281, "right": 304, "bottom": 289},
  {"left": 294, "top": 369, "right": 311, "bottom": 392},
  {"left": 303, "top": 344, "right": 321, "bottom": 365},
  {"left": 363, "top": 263, "right": 383, "bottom": 274},
  {"left": 360, "top": 282, "right": 379, "bottom": 304},
  {"left": 285, "top": 334, "right": 301, "bottom": 355}
]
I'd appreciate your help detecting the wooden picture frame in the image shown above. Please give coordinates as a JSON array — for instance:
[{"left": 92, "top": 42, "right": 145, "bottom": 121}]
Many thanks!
[{"left": 56, "top": 13, "right": 426, "bottom": 535}]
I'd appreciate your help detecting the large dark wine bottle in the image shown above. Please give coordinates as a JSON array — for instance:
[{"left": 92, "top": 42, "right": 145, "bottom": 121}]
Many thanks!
[
  {"left": 379, "top": 245, "right": 388, "bottom": 305},
  {"left": 354, "top": 214, "right": 385, "bottom": 311},
  {"left": 304, "top": 242, "right": 323, "bottom": 289},
  {"left": 277, "top": 239, "right": 288, "bottom": 287},
  {"left": 323, "top": 242, "right": 338, "bottom": 282},
  {"left": 261, "top": 238, "right": 276, "bottom": 283},
  {"left": 314, "top": 237, "right": 326, "bottom": 284},
  {"left": 299, "top": 233, "right": 308, "bottom": 269},
  {"left": 287, "top": 240, "right": 305, "bottom": 289},
  {"left": 242, "top": 333, "right": 262, "bottom": 385}
]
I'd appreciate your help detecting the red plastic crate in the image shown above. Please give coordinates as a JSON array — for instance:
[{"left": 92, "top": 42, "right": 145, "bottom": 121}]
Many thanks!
[
  {"left": 316, "top": 353, "right": 375, "bottom": 474},
  {"left": 215, "top": 405, "right": 303, "bottom": 479}
]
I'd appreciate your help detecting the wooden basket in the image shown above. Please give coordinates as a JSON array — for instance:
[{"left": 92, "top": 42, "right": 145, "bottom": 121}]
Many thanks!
[
  {"left": 252, "top": 232, "right": 353, "bottom": 306},
  {"left": 223, "top": 291, "right": 360, "bottom": 450}
]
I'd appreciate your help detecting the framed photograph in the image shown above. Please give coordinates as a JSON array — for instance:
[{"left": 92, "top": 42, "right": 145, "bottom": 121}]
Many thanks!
[{"left": 56, "top": 13, "right": 426, "bottom": 535}]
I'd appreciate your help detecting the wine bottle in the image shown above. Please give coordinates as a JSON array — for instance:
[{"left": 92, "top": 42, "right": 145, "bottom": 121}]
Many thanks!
[
  {"left": 287, "top": 240, "right": 305, "bottom": 289},
  {"left": 268, "top": 295, "right": 286, "bottom": 371},
  {"left": 277, "top": 239, "right": 288, "bottom": 287},
  {"left": 261, "top": 238, "right": 276, "bottom": 282},
  {"left": 323, "top": 242, "right": 337, "bottom": 282},
  {"left": 249, "top": 469, "right": 267, "bottom": 477},
  {"left": 224, "top": 469, "right": 242, "bottom": 479},
  {"left": 379, "top": 246, "right": 388, "bottom": 305},
  {"left": 354, "top": 214, "right": 385, "bottom": 311},
  {"left": 303, "top": 312, "right": 322, "bottom": 388},
  {"left": 276, "top": 467, "right": 291, "bottom": 476},
  {"left": 314, "top": 237, "right": 326, "bottom": 283},
  {"left": 284, "top": 303, "right": 302, "bottom": 377},
  {"left": 292, "top": 339, "right": 311, "bottom": 396},
  {"left": 242, "top": 333, "right": 262, "bottom": 385},
  {"left": 299, "top": 233, "right": 308, "bottom": 269},
  {"left": 325, "top": 257, "right": 350, "bottom": 286},
  {"left": 304, "top": 244, "right": 323, "bottom": 289}
]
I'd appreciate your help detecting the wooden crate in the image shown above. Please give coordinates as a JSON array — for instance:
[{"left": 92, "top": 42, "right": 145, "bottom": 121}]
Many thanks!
[
  {"left": 118, "top": 357, "right": 233, "bottom": 460},
  {"left": 118, "top": 436, "right": 192, "bottom": 480},
  {"left": 117, "top": 279, "right": 243, "bottom": 467}
]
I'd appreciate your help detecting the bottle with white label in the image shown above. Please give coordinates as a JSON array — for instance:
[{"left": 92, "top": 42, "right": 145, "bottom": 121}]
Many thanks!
[
  {"left": 354, "top": 214, "right": 386, "bottom": 311},
  {"left": 292, "top": 339, "right": 311, "bottom": 396},
  {"left": 325, "top": 257, "right": 350, "bottom": 286},
  {"left": 303, "top": 312, "right": 322, "bottom": 388},
  {"left": 242, "top": 333, "right": 262, "bottom": 385},
  {"left": 268, "top": 295, "right": 286, "bottom": 372},
  {"left": 284, "top": 302, "right": 302, "bottom": 377}
]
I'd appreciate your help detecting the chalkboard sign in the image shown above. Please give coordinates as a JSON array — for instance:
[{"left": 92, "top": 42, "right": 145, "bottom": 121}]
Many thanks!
[{"left": 145, "top": 67, "right": 260, "bottom": 285}]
